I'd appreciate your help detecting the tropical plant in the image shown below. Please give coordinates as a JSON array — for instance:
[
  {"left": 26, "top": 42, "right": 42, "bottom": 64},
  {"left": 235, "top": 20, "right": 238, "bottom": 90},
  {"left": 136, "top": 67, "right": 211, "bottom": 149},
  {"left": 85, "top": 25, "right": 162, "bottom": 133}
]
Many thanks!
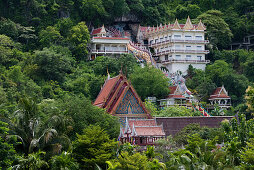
[
  {"left": 0, "top": 121, "right": 17, "bottom": 169},
  {"left": 14, "top": 150, "right": 49, "bottom": 170},
  {"left": 6, "top": 97, "right": 72, "bottom": 155},
  {"left": 50, "top": 151, "right": 79, "bottom": 170},
  {"left": 73, "top": 125, "right": 118, "bottom": 169}
]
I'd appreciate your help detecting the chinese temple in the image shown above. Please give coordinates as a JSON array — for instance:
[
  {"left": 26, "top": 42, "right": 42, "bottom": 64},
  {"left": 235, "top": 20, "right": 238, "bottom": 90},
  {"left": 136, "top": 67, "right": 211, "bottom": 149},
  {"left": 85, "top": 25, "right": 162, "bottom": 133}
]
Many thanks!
[{"left": 93, "top": 71, "right": 165, "bottom": 145}]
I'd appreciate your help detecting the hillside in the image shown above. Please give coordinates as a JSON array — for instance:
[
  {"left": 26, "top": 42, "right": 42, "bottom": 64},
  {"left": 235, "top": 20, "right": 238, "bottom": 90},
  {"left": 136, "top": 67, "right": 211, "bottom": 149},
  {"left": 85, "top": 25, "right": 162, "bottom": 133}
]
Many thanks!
[{"left": 0, "top": 0, "right": 254, "bottom": 169}]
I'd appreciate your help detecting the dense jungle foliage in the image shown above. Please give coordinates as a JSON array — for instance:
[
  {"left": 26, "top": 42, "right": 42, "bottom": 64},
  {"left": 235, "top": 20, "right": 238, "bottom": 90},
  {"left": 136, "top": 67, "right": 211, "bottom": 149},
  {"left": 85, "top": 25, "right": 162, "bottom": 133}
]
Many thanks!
[{"left": 0, "top": 0, "right": 254, "bottom": 169}]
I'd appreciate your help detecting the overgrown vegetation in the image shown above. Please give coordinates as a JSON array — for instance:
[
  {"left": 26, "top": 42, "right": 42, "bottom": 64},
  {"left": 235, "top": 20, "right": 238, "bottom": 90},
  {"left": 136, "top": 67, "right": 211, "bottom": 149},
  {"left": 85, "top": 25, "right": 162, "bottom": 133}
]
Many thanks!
[{"left": 0, "top": 0, "right": 254, "bottom": 169}]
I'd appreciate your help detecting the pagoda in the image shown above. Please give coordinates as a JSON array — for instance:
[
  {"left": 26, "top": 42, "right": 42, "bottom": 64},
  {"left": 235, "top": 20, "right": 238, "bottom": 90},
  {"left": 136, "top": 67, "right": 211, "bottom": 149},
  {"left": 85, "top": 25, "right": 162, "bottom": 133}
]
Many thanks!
[{"left": 93, "top": 71, "right": 165, "bottom": 145}]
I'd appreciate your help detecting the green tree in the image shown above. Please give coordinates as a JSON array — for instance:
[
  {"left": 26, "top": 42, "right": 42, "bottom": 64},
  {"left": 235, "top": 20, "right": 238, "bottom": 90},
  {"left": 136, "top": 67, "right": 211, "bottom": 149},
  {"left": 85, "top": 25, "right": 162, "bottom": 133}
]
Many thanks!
[
  {"left": 106, "top": 151, "right": 149, "bottom": 170},
  {"left": 240, "top": 138, "right": 254, "bottom": 169},
  {"left": 68, "top": 22, "right": 90, "bottom": 60},
  {"left": 130, "top": 66, "right": 169, "bottom": 100},
  {"left": 16, "top": 150, "right": 49, "bottom": 170},
  {"left": 59, "top": 95, "right": 120, "bottom": 139},
  {"left": 33, "top": 46, "right": 75, "bottom": 82},
  {"left": 0, "top": 121, "right": 17, "bottom": 169},
  {"left": 197, "top": 10, "right": 233, "bottom": 49},
  {"left": 156, "top": 106, "right": 200, "bottom": 117},
  {"left": 0, "top": 34, "right": 20, "bottom": 67},
  {"left": 73, "top": 125, "right": 117, "bottom": 169},
  {"left": 39, "top": 26, "right": 63, "bottom": 47},
  {"left": 50, "top": 151, "right": 79, "bottom": 170},
  {"left": 245, "top": 85, "right": 254, "bottom": 114}
]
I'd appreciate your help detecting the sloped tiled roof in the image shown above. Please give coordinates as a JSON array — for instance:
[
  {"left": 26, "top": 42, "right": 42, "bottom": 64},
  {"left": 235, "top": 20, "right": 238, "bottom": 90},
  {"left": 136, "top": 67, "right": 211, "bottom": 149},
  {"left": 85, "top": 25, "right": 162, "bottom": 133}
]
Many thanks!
[
  {"left": 93, "top": 73, "right": 148, "bottom": 115},
  {"left": 91, "top": 27, "right": 103, "bottom": 35},
  {"left": 135, "top": 126, "right": 165, "bottom": 136},
  {"left": 209, "top": 86, "right": 230, "bottom": 100},
  {"left": 129, "top": 119, "right": 157, "bottom": 126},
  {"left": 167, "top": 86, "right": 186, "bottom": 99},
  {"left": 93, "top": 76, "right": 119, "bottom": 106}
]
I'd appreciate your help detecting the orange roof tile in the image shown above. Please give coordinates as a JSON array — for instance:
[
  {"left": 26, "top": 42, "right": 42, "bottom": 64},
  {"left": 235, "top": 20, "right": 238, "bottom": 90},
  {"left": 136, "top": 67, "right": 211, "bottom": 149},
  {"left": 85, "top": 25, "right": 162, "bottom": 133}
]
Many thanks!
[
  {"left": 135, "top": 126, "right": 165, "bottom": 136},
  {"left": 93, "top": 76, "right": 119, "bottom": 106},
  {"left": 129, "top": 119, "right": 157, "bottom": 127}
]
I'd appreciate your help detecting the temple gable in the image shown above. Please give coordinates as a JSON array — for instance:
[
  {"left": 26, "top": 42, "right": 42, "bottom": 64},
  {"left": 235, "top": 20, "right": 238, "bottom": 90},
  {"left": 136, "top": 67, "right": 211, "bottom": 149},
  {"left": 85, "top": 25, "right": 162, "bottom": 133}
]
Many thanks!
[{"left": 116, "top": 89, "right": 145, "bottom": 114}]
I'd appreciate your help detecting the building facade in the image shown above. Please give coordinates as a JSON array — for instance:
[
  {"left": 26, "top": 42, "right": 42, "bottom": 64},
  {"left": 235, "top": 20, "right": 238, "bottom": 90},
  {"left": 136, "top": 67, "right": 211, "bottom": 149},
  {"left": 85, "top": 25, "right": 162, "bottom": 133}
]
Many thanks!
[
  {"left": 89, "top": 25, "right": 130, "bottom": 60},
  {"left": 137, "top": 17, "right": 210, "bottom": 75}
]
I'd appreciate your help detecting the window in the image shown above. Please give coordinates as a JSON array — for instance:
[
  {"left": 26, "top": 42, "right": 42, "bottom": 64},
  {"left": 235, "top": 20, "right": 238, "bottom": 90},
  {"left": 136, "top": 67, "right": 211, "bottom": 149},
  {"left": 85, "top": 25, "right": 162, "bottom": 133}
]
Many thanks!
[
  {"left": 185, "top": 35, "right": 192, "bottom": 40},
  {"left": 186, "top": 55, "right": 191, "bottom": 60},
  {"left": 165, "top": 55, "right": 168, "bottom": 61},
  {"left": 197, "top": 56, "right": 202, "bottom": 60},
  {"left": 175, "top": 45, "right": 181, "bottom": 49},
  {"left": 174, "top": 35, "right": 181, "bottom": 39},
  {"left": 186, "top": 46, "right": 191, "bottom": 50},
  {"left": 195, "top": 36, "right": 202, "bottom": 40},
  {"left": 150, "top": 40, "right": 153, "bottom": 45},
  {"left": 155, "top": 39, "right": 158, "bottom": 43},
  {"left": 176, "top": 55, "right": 181, "bottom": 58},
  {"left": 160, "top": 38, "right": 163, "bottom": 42},
  {"left": 197, "top": 46, "right": 202, "bottom": 50},
  {"left": 165, "top": 36, "right": 167, "bottom": 40}
]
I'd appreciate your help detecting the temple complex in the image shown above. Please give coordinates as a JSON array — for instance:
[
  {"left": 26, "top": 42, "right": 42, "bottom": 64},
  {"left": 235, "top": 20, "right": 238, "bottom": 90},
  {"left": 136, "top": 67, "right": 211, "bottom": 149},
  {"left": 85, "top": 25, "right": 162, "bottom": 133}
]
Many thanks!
[
  {"left": 93, "top": 72, "right": 166, "bottom": 145},
  {"left": 90, "top": 17, "right": 210, "bottom": 75}
]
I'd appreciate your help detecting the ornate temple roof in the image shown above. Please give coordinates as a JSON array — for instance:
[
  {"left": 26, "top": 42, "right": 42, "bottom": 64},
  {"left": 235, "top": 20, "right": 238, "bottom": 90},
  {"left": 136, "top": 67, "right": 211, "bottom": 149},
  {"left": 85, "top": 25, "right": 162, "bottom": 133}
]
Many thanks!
[
  {"left": 138, "top": 17, "right": 206, "bottom": 37},
  {"left": 93, "top": 73, "right": 149, "bottom": 115},
  {"left": 120, "top": 118, "right": 166, "bottom": 137},
  {"left": 167, "top": 86, "right": 186, "bottom": 99},
  {"left": 209, "top": 86, "right": 231, "bottom": 100}
]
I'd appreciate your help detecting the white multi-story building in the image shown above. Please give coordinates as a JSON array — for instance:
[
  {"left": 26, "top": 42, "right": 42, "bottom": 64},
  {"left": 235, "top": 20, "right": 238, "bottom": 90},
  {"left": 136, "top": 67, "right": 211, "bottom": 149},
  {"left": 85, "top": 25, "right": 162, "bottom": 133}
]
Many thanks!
[
  {"left": 137, "top": 17, "right": 210, "bottom": 74},
  {"left": 89, "top": 25, "right": 130, "bottom": 60}
]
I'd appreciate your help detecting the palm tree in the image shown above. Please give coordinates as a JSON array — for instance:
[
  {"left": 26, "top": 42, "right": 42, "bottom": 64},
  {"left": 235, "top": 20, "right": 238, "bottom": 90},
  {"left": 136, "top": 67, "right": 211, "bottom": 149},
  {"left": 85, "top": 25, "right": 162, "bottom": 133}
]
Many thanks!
[{"left": 4, "top": 97, "right": 72, "bottom": 155}]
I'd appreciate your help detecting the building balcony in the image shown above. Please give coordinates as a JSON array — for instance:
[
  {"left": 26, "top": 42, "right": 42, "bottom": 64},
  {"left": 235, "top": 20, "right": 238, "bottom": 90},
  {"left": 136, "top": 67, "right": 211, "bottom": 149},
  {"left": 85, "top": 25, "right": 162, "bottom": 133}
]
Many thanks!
[
  {"left": 148, "top": 39, "right": 209, "bottom": 47},
  {"left": 155, "top": 49, "right": 209, "bottom": 56},
  {"left": 91, "top": 49, "right": 128, "bottom": 54},
  {"left": 161, "top": 59, "right": 210, "bottom": 64}
]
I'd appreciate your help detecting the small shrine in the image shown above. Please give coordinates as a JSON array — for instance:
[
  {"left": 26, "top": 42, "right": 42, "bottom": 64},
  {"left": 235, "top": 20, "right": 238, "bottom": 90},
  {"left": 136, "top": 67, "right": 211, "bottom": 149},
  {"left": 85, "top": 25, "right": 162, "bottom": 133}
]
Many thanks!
[
  {"left": 93, "top": 71, "right": 165, "bottom": 145},
  {"left": 159, "top": 73, "right": 193, "bottom": 108},
  {"left": 209, "top": 86, "right": 231, "bottom": 109}
]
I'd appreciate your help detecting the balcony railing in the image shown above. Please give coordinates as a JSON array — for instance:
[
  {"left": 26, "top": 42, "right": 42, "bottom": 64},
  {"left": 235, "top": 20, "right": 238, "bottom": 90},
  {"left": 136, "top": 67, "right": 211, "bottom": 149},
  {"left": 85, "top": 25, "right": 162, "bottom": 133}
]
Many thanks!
[
  {"left": 148, "top": 39, "right": 209, "bottom": 47},
  {"left": 161, "top": 59, "right": 210, "bottom": 64},
  {"left": 91, "top": 50, "right": 128, "bottom": 54},
  {"left": 155, "top": 49, "right": 209, "bottom": 56}
]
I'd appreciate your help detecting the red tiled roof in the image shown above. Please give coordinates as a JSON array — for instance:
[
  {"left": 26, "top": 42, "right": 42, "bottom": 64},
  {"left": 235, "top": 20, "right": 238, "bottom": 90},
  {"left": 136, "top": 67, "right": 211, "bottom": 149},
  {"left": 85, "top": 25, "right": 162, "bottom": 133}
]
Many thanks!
[
  {"left": 93, "top": 37, "right": 130, "bottom": 40},
  {"left": 135, "top": 126, "right": 165, "bottom": 136},
  {"left": 209, "top": 94, "right": 230, "bottom": 99},
  {"left": 169, "top": 86, "right": 177, "bottom": 95},
  {"left": 92, "top": 27, "right": 102, "bottom": 35},
  {"left": 209, "top": 87, "right": 230, "bottom": 99},
  {"left": 129, "top": 119, "right": 157, "bottom": 127},
  {"left": 93, "top": 76, "right": 119, "bottom": 106},
  {"left": 93, "top": 74, "right": 148, "bottom": 115}
]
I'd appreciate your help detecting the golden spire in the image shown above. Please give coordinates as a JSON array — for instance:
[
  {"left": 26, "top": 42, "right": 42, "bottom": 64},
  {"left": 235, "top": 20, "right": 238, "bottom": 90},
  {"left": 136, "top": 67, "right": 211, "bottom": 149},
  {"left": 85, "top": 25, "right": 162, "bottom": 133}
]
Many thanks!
[
  {"left": 172, "top": 18, "right": 181, "bottom": 30},
  {"left": 183, "top": 16, "right": 194, "bottom": 30}
]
